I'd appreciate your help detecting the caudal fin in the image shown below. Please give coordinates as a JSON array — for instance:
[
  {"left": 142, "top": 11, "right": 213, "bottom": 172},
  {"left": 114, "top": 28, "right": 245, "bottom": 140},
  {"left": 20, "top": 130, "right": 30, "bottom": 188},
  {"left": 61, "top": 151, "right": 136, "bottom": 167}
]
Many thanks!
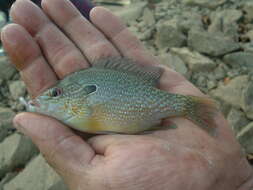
[{"left": 186, "top": 96, "right": 219, "bottom": 136}]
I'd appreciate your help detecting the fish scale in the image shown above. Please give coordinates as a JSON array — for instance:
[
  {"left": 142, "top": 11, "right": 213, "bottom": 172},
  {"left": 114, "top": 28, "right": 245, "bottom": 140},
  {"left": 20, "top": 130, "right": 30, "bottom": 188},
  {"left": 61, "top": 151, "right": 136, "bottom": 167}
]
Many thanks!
[{"left": 26, "top": 57, "right": 218, "bottom": 135}]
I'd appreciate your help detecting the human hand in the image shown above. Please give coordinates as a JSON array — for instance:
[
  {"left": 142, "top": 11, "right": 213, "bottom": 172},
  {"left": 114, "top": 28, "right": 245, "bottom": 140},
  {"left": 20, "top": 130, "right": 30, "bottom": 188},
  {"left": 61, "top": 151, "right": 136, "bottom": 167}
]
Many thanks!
[{"left": 1, "top": 0, "right": 253, "bottom": 189}]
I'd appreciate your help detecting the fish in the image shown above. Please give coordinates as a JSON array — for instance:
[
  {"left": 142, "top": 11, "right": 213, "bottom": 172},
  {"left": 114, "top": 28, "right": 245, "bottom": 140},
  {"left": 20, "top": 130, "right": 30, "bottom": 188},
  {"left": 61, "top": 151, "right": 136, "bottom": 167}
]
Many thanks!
[{"left": 24, "top": 57, "right": 219, "bottom": 135}]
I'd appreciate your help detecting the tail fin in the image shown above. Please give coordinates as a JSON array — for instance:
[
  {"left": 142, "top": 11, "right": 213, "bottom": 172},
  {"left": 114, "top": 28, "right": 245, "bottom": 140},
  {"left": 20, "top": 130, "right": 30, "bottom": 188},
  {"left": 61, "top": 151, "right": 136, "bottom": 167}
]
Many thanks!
[{"left": 185, "top": 96, "right": 219, "bottom": 136}]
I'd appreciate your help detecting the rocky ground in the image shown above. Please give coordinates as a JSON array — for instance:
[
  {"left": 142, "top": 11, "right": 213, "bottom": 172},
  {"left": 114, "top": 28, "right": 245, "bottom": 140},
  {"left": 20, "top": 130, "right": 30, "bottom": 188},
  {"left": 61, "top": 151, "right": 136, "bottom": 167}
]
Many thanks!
[{"left": 0, "top": 0, "right": 253, "bottom": 189}]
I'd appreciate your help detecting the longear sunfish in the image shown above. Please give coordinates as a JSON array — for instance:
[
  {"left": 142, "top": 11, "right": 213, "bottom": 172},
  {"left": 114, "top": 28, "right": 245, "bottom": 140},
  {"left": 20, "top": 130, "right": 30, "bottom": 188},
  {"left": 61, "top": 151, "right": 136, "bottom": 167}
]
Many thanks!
[{"left": 25, "top": 57, "right": 218, "bottom": 135}]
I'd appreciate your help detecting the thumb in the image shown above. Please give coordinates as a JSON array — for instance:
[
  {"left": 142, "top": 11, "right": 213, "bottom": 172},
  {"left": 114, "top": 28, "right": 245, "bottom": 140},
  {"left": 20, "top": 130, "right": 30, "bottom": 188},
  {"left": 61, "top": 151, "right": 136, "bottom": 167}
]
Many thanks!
[{"left": 13, "top": 113, "right": 95, "bottom": 178}]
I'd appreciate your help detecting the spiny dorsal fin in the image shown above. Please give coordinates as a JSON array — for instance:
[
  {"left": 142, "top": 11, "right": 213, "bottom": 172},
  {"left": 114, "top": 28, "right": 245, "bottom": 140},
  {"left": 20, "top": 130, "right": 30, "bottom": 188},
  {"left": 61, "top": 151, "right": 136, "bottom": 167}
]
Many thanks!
[{"left": 93, "top": 57, "right": 163, "bottom": 86}]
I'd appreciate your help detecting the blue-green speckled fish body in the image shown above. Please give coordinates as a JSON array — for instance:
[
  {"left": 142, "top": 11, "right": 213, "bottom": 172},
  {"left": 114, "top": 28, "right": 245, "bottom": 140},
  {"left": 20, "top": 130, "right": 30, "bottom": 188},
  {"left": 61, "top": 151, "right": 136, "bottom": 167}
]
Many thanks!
[{"left": 26, "top": 57, "right": 218, "bottom": 135}]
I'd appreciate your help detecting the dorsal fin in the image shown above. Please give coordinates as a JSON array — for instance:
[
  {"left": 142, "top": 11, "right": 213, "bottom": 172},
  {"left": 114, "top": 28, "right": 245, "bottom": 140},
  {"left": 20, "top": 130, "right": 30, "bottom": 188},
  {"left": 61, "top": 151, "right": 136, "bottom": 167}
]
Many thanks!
[{"left": 92, "top": 57, "right": 163, "bottom": 86}]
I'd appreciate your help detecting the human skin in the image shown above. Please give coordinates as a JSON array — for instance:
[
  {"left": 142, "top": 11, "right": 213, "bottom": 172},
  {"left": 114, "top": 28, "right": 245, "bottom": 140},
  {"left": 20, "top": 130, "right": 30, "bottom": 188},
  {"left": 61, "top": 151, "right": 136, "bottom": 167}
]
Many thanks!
[{"left": 1, "top": 0, "right": 253, "bottom": 189}]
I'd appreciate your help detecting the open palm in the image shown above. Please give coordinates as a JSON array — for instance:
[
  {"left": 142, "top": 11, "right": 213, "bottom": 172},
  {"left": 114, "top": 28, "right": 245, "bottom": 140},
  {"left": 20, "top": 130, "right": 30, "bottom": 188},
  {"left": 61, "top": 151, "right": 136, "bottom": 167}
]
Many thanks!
[{"left": 1, "top": 0, "right": 253, "bottom": 189}]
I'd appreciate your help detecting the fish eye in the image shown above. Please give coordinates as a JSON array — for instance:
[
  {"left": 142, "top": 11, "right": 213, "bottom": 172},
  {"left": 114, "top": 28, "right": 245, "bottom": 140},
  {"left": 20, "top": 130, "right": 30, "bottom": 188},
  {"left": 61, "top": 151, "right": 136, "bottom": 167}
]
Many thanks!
[{"left": 50, "top": 87, "right": 63, "bottom": 97}]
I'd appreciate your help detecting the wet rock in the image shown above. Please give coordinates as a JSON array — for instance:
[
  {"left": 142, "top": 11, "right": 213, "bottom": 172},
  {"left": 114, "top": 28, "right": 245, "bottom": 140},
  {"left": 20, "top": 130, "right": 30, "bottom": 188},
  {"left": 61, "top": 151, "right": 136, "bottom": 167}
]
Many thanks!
[
  {"left": 0, "top": 56, "right": 16, "bottom": 80},
  {"left": 9, "top": 81, "right": 26, "bottom": 100},
  {"left": 3, "top": 155, "right": 67, "bottom": 190},
  {"left": 227, "top": 108, "right": 250, "bottom": 134},
  {"left": 210, "top": 75, "right": 248, "bottom": 109},
  {"left": 0, "top": 107, "right": 15, "bottom": 142},
  {"left": 182, "top": 0, "right": 227, "bottom": 9},
  {"left": 114, "top": 2, "right": 146, "bottom": 23},
  {"left": 170, "top": 47, "right": 216, "bottom": 72},
  {"left": 223, "top": 52, "right": 253, "bottom": 69},
  {"left": 0, "top": 133, "right": 38, "bottom": 179},
  {"left": 209, "top": 9, "right": 242, "bottom": 40},
  {"left": 188, "top": 29, "right": 240, "bottom": 56},
  {"left": 159, "top": 53, "right": 188, "bottom": 76},
  {"left": 237, "top": 122, "right": 253, "bottom": 153},
  {"left": 242, "top": 81, "right": 253, "bottom": 119},
  {"left": 155, "top": 20, "right": 186, "bottom": 49}
]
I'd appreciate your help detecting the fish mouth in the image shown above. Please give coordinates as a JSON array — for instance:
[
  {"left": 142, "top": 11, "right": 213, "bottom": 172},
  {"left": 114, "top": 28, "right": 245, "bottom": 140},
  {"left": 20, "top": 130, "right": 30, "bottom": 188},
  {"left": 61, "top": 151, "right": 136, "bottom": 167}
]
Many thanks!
[
  {"left": 28, "top": 99, "right": 40, "bottom": 107},
  {"left": 19, "top": 97, "right": 40, "bottom": 112}
]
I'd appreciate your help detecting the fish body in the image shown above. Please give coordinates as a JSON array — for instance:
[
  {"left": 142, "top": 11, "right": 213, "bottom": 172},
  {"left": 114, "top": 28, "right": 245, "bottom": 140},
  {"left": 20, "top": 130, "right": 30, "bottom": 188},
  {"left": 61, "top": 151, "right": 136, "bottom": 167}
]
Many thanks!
[{"left": 27, "top": 57, "right": 218, "bottom": 135}]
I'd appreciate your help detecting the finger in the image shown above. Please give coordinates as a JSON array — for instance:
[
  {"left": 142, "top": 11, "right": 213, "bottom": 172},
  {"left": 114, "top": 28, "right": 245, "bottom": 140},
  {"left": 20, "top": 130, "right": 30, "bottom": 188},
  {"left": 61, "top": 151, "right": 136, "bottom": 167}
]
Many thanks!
[
  {"left": 13, "top": 113, "right": 95, "bottom": 177},
  {"left": 1, "top": 24, "right": 57, "bottom": 98},
  {"left": 90, "top": 7, "right": 159, "bottom": 66},
  {"left": 88, "top": 135, "right": 155, "bottom": 155},
  {"left": 41, "top": 0, "right": 120, "bottom": 62},
  {"left": 10, "top": 0, "right": 88, "bottom": 78}
]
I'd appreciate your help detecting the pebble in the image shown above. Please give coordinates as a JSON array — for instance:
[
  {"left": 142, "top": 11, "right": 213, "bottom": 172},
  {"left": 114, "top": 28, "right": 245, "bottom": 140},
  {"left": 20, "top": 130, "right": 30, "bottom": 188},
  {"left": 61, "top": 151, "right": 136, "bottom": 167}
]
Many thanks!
[
  {"left": 188, "top": 29, "right": 240, "bottom": 57},
  {"left": 114, "top": 2, "right": 147, "bottom": 23},
  {"left": 237, "top": 122, "right": 253, "bottom": 154},
  {"left": 3, "top": 155, "right": 67, "bottom": 190},
  {"left": 159, "top": 52, "right": 188, "bottom": 76},
  {"left": 0, "top": 57, "right": 16, "bottom": 80},
  {"left": 155, "top": 20, "right": 186, "bottom": 49},
  {"left": 9, "top": 81, "right": 26, "bottom": 100},
  {"left": 170, "top": 47, "right": 216, "bottom": 72},
  {"left": 223, "top": 52, "right": 253, "bottom": 69},
  {"left": 182, "top": 0, "right": 227, "bottom": 9},
  {"left": 227, "top": 108, "right": 250, "bottom": 134},
  {"left": 0, "top": 133, "right": 38, "bottom": 179},
  {"left": 210, "top": 75, "right": 248, "bottom": 109},
  {"left": 242, "top": 81, "right": 253, "bottom": 119},
  {"left": 0, "top": 107, "right": 15, "bottom": 142}
]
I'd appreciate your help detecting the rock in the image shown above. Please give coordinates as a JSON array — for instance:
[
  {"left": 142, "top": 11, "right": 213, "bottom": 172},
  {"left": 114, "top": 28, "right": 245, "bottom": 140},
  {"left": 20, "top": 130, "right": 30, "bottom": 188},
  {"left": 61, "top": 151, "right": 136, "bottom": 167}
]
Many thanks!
[
  {"left": 237, "top": 122, "right": 253, "bottom": 154},
  {"left": 182, "top": 0, "right": 227, "bottom": 9},
  {"left": 188, "top": 29, "right": 240, "bottom": 56},
  {"left": 213, "top": 64, "right": 227, "bottom": 80},
  {"left": 48, "top": 181, "right": 69, "bottom": 190},
  {"left": 242, "top": 81, "right": 253, "bottom": 119},
  {"left": 142, "top": 8, "right": 155, "bottom": 27},
  {"left": 210, "top": 75, "right": 248, "bottom": 109},
  {"left": 159, "top": 53, "right": 188, "bottom": 76},
  {"left": 0, "top": 172, "right": 18, "bottom": 190},
  {"left": 0, "top": 133, "right": 38, "bottom": 179},
  {"left": 176, "top": 12, "right": 204, "bottom": 33},
  {"left": 245, "top": 30, "right": 253, "bottom": 41},
  {"left": 207, "top": 80, "right": 217, "bottom": 90},
  {"left": 208, "top": 9, "right": 242, "bottom": 40},
  {"left": 114, "top": 2, "right": 147, "bottom": 23},
  {"left": 0, "top": 56, "right": 16, "bottom": 80},
  {"left": 3, "top": 155, "right": 67, "bottom": 190},
  {"left": 223, "top": 52, "right": 253, "bottom": 69},
  {"left": 242, "top": 42, "right": 253, "bottom": 53},
  {"left": 155, "top": 20, "right": 186, "bottom": 49},
  {"left": 139, "top": 28, "right": 154, "bottom": 41},
  {"left": 242, "top": 2, "right": 253, "bottom": 21},
  {"left": 170, "top": 47, "right": 216, "bottom": 72},
  {"left": 0, "top": 107, "right": 15, "bottom": 142},
  {"left": 227, "top": 108, "right": 250, "bottom": 134},
  {"left": 9, "top": 81, "right": 26, "bottom": 100}
]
